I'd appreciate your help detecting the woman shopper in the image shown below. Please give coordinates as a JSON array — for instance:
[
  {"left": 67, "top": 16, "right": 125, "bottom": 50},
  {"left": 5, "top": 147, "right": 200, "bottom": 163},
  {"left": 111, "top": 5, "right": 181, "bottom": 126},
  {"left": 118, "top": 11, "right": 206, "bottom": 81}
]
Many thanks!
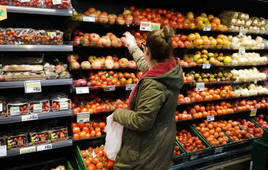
[{"left": 112, "top": 26, "right": 184, "bottom": 170}]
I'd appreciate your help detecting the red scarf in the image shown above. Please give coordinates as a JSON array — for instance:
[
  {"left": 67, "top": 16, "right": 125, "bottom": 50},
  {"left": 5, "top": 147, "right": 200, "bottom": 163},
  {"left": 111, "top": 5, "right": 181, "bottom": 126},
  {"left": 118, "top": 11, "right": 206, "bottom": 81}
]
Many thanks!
[{"left": 128, "top": 58, "right": 177, "bottom": 109}]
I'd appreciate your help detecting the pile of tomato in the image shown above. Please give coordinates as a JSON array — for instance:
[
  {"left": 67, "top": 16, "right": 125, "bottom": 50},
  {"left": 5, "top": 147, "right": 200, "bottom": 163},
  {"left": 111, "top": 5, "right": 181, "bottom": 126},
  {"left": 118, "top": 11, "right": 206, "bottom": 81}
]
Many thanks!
[
  {"left": 72, "top": 97, "right": 128, "bottom": 115},
  {"left": 89, "top": 71, "right": 142, "bottom": 89},
  {"left": 176, "top": 129, "right": 206, "bottom": 152},
  {"left": 80, "top": 145, "right": 114, "bottom": 170},
  {"left": 72, "top": 121, "right": 106, "bottom": 141}
]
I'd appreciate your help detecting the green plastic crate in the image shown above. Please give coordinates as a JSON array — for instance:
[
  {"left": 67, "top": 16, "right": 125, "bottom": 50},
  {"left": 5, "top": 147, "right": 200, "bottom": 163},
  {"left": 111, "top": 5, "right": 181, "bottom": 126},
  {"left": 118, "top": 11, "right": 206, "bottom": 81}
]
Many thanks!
[
  {"left": 173, "top": 141, "right": 189, "bottom": 165},
  {"left": 252, "top": 139, "right": 268, "bottom": 170}
]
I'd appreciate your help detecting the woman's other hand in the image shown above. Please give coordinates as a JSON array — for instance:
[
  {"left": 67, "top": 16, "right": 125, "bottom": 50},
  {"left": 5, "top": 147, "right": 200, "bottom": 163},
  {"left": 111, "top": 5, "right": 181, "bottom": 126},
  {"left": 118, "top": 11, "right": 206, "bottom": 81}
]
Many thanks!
[{"left": 122, "top": 32, "right": 137, "bottom": 48}]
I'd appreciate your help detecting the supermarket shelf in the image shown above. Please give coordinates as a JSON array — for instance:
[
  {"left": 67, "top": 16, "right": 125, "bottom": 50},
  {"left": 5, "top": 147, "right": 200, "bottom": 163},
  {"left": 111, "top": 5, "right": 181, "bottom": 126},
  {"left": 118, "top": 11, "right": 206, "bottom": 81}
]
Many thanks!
[
  {"left": 0, "top": 79, "right": 73, "bottom": 89},
  {"left": 74, "top": 110, "right": 114, "bottom": 117},
  {"left": 73, "top": 45, "right": 127, "bottom": 51},
  {"left": 3, "top": 139, "right": 73, "bottom": 158},
  {"left": 178, "top": 94, "right": 268, "bottom": 106},
  {"left": 70, "top": 68, "right": 138, "bottom": 72},
  {"left": 176, "top": 107, "right": 268, "bottom": 123},
  {"left": 0, "top": 110, "right": 73, "bottom": 125},
  {"left": 5, "top": 6, "right": 73, "bottom": 16},
  {"left": 175, "top": 47, "right": 268, "bottom": 52},
  {"left": 183, "top": 79, "right": 267, "bottom": 86},
  {"left": 74, "top": 84, "right": 136, "bottom": 93},
  {"left": 182, "top": 63, "right": 268, "bottom": 69},
  {"left": 0, "top": 45, "right": 73, "bottom": 52},
  {"left": 169, "top": 145, "right": 252, "bottom": 170}
]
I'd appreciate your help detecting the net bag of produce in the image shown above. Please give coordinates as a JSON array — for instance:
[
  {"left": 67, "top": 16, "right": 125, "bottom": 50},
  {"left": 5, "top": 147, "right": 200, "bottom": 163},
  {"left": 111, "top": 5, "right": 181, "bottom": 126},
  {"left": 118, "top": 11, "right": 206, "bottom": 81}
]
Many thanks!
[{"left": 104, "top": 114, "right": 123, "bottom": 160}]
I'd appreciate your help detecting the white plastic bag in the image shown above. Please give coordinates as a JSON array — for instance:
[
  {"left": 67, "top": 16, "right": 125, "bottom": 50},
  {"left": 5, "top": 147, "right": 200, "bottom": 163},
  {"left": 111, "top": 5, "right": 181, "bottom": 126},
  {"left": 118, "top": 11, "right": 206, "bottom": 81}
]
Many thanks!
[{"left": 104, "top": 114, "right": 124, "bottom": 160}]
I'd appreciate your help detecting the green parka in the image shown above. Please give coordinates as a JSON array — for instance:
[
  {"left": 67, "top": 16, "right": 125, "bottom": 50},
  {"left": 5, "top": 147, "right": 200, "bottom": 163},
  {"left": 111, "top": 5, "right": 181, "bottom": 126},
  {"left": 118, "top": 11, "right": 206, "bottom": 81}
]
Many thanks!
[{"left": 113, "top": 45, "right": 184, "bottom": 170}]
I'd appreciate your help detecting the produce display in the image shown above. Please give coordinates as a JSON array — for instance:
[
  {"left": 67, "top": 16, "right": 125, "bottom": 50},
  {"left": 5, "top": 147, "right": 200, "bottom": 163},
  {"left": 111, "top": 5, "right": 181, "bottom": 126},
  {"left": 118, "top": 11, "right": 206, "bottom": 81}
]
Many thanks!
[
  {"left": 193, "top": 120, "right": 230, "bottom": 146},
  {"left": 72, "top": 121, "right": 106, "bottom": 140},
  {"left": 5, "top": 126, "right": 68, "bottom": 149},
  {"left": 68, "top": 54, "right": 137, "bottom": 70},
  {"left": 220, "top": 11, "right": 267, "bottom": 34},
  {"left": 0, "top": 63, "right": 70, "bottom": 82},
  {"left": 231, "top": 53, "right": 268, "bottom": 66},
  {"left": 73, "top": 8, "right": 133, "bottom": 25},
  {"left": 229, "top": 35, "right": 265, "bottom": 49},
  {"left": 187, "top": 70, "right": 235, "bottom": 83},
  {"left": 219, "top": 120, "right": 252, "bottom": 141},
  {"left": 253, "top": 114, "right": 268, "bottom": 129},
  {"left": 231, "top": 68, "right": 267, "bottom": 82},
  {"left": 237, "top": 119, "right": 264, "bottom": 137},
  {"left": 0, "top": 28, "right": 63, "bottom": 45},
  {"left": 178, "top": 86, "right": 235, "bottom": 104},
  {"left": 80, "top": 145, "right": 114, "bottom": 170},
  {"left": 72, "top": 96, "right": 128, "bottom": 115},
  {"left": 73, "top": 71, "right": 141, "bottom": 89},
  {"left": 233, "top": 98, "right": 268, "bottom": 111},
  {"left": 176, "top": 129, "right": 206, "bottom": 152},
  {"left": 1, "top": 0, "right": 71, "bottom": 9},
  {"left": 233, "top": 84, "right": 268, "bottom": 97},
  {"left": 73, "top": 31, "right": 124, "bottom": 47}
]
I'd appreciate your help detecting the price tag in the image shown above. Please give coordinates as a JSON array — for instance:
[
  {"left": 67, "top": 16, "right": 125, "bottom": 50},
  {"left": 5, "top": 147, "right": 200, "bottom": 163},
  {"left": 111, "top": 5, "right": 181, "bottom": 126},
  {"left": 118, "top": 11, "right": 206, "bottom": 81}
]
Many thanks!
[
  {"left": 215, "top": 147, "right": 223, "bottom": 153},
  {"left": 239, "top": 47, "right": 246, "bottom": 55},
  {"left": 190, "top": 155, "right": 198, "bottom": 160},
  {"left": 140, "top": 21, "right": 151, "bottom": 31},
  {"left": 151, "top": 23, "right": 160, "bottom": 31},
  {"left": 47, "top": 32, "right": 57, "bottom": 38},
  {"left": 10, "top": 106, "right": 20, "bottom": 116},
  {"left": 0, "top": 6, "right": 7, "bottom": 21},
  {"left": 202, "top": 64, "right": 211, "bottom": 69},
  {"left": 59, "top": 101, "right": 68, "bottom": 110},
  {"left": 52, "top": 0, "right": 62, "bottom": 5},
  {"left": 76, "top": 87, "right": 89, "bottom": 94},
  {"left": 0, "top": 145, "right": 7, "bottom": 157},
  {"left": 82, "top": 16, "right": 96, "bottom": 22},
  {"left": 250, "top": 109, "right": 257, "bottom": 117},
  {"left": 125, "top": 84, "right": 135, "bottom": 91},
  {"left": 196, "top": 83, "right": 205, "bottom": 92},
  {"left": 37, "top": 143, "right": 52, "bottom": 152},
  {"left": 18, "top": 0, "right": 30, "bottom": 2},
  {"left": 207, "top": 116, "right": 215, "bottom": 122},
  {"left": 24, "top": 81, "right": 41, "bottom": 93},
  {"left": 104, "top": 85, "right": 116, "bottom": 91},
  {"left": 203, "top": 26, "right": 211, "bottom": 31},
  {"left": 20, "top": 146, "right": 36, "bottom": 155},
  {"left": 33, "top": 104, "right": 42, "bottom": 113},
  {"left": 0, "top": 103, "right": 2, "bottom": 112},
  {"left": 21, "top": 114, "right": 38, "bottom": 122},
  {"left": 77, "top": 112, "right": 90, "bottom": 123}
]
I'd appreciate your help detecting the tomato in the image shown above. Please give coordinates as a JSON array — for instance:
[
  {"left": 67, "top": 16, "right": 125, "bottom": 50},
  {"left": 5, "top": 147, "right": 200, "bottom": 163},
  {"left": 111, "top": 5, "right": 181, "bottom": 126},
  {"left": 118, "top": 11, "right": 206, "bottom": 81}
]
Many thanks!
[
  {"left": 81, "top": 150, "right": 88, "bottom": 158},
  {"left": 73, "top": 134, "right": 80, "bottom": 140},
  {"left": 90, "top": 130, "right": 96, "bottom": 137},
  {"left": 101, "top": 75, "right": 107, "bottom": 81},
  {"left": 108, "top": 70, "right": 115, "bottom": 76},
  {"left": 80, "top": 131, "right": 87, "bottom": 139},
  {"left": 107, "top": 160, "right": 114, "bottom": 168},
  {"left": 85, "top": 159, "right": 91, "bottom": 166},
  {"left": 81, "top": 107, "right": 88, "bottom": 113},
  {"left": 92, "top": 157, "right": 99, "bottom": 164},
  {"left": 73, "top": 127, "right": 80, "bottom": 134},
  {"left": 99, "top": 122, "right": 106, "bottom": 129},
  {"left": 87, "top": 164, "right": 96, "bottom": 170},
  {"left": 101, "top": 84, "right": 107, "bottom": 89},
  {"left": 96, "top": 162, "right": 103, "bottom": 169},
  {"left": 83, "top": 127, "right": 90, "bottom": 133}
]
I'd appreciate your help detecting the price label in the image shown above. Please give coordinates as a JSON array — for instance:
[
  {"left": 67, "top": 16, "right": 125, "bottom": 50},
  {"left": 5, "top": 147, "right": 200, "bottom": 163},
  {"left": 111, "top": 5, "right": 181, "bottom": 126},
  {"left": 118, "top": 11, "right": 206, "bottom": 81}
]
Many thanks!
[
  {"left": 190, "top": 154, "right": 198, "bottom": 160},
  {"left": 77, "top": 112, "right": 90, "bottom": 123},
  {"left": 140, "top": 21, "right": 151, "bottom": 31},
  {"left": 202, "top": 64, "right": 211, "bottom": 69},
  {"left": 47, "top": 32, "right": 57, "bottom": 38},
  {"left": 151, "top": 23, "right": 160, "bottom": 31},
  {"left": 203, "top": 26, "right": 211, "bottom": 31},
  {"left": 215, "top": 147, "right": 223, "bottom": 153},
  {"left": 82, "top": 16, "right": 96, "bottom": 22},
  {"left": 20, "top": 146, "right": 36, "bottom": 155},
  {"left": 196, "top": 83, "right": 205, "bottom": 92},
  {"left": 104, "top": 85, "right": 116, "bottom": 91},
  {"left": 0, "top": 103, "right": 2, "bottom": 112},
  {"left": 250, "top": 109, "right": 257, "bottom": 117},
  {"left": 24, "top": 81, "right": 41, "bottom": 93},
  {"left": 33, "top": 104, "right": 42, "bottom": 113},
  {"left": 207, "top": 115, "right": 215, "bottom": 122},
  {"left": 0, "top": 145, "right": 7, "bottom": 157},
  {"left": 239, "top": 47, "right": 246, "bottom": 55},
  {"left": 59, "top": 101, "right": 68, "bottom": 110},
  {"left": 0, "top": 6, "right": 7, "bottom": 21},
  {"left": 76, "top": 87, "right": 89, "bottom": 94},
  {"left": 52, "top": 0, "right": 62, "bottom": 5},
  {"left": 10, "top": 106, "right": 20, "bottom": 116},
  {"left": 37, "top": 143, "right": 52, "bottom": 152},
  {"left": 125, "top": 84, "right": 135, "bottom": 91},
  {"left": 21, "top": 114, "right": 38, "bottom": 122},
  {"left": 18, "top": 0, "right": 30, "bottom": 2}
]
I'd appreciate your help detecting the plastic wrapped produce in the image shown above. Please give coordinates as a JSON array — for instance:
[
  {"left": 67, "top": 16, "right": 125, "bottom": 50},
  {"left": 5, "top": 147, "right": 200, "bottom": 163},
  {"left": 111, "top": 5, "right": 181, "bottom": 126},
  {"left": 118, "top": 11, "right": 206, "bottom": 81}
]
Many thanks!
[
  {"left": 50, "top": 127, "right": 68, "bottom": 142},
  {"left": 7, "top": 100, "right": 29, "bottom": 116},
  {"left": 7, "top": 132, "right": 28, "bottom": 149},
  {"left": 43, "top": 0, "right": 71, "bottom": 9},
  {"left": 36, "top": 30, "right": 63, "bottom": 45},
  {"left": 30, "top": 130, "right": 50, "bottom": 145},
  {"left": 29, "top": 99, "right": 50, "bottom": 113}
]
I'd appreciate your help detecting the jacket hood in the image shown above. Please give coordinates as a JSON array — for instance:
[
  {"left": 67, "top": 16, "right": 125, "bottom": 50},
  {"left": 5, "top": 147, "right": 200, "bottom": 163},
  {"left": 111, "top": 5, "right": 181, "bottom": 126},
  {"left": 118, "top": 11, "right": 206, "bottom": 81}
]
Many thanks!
[{"left": 145, "top": 58, "right": 184, "bottom": 91}]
